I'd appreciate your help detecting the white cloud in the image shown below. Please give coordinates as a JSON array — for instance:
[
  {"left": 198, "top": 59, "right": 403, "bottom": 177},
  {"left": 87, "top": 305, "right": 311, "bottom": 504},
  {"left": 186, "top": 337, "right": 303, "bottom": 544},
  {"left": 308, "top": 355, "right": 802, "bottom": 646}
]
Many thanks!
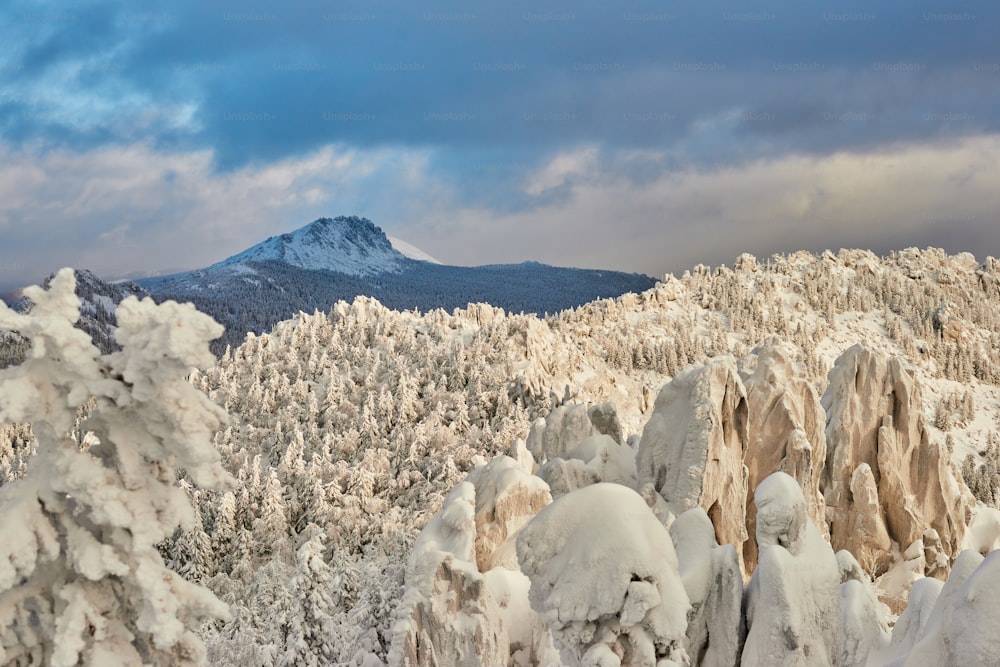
[
  {"left": 397, "top": 135, "right": 1000, "bottom": 276},
  {"left": 0, "top": 142, "right": 430, "bottom": 287},
  {"left": 524, "top": 147, "right": 601, "bottom": 195},
  {"left": 3, "top": 135, "right": 999, "bottom": 291}
]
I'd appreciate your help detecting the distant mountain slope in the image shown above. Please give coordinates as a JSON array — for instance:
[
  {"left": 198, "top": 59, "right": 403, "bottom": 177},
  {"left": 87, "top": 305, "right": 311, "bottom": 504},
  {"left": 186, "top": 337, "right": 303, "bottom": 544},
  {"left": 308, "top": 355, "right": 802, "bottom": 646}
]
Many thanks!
[
  {"left": 214, "top": 216, "right": 404, "bottom": 275},
  {"left": 136, "top": 215, "right": 657, "bottom": 351}
]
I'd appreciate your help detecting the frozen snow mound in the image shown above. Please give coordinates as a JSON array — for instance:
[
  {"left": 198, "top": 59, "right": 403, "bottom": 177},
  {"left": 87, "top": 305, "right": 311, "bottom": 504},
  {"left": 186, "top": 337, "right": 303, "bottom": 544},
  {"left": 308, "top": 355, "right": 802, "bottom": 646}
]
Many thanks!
[
  {"left": 882, "top": 549, "right": 1000, "bottom": 666},
  {"left": 516, "top": 482, "right": 691, "bottom": 666},
  {"left": 669, "top": 508, "right": 744, "bottom": 666}
]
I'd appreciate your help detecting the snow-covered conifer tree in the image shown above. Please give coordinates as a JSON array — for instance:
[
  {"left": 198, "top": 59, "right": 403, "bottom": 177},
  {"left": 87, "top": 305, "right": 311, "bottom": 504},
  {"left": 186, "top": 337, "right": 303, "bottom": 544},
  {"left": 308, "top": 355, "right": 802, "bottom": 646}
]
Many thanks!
[{"left": 0, "top": 269, "right": 234, "bottom": 666}]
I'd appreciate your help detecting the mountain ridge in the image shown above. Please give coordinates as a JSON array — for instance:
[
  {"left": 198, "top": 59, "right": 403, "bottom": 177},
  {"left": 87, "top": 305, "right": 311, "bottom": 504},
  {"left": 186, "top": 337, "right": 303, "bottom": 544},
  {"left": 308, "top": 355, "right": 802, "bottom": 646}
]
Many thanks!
[{"left": 132, "top": 215, "right": 658, "bottom": 351}]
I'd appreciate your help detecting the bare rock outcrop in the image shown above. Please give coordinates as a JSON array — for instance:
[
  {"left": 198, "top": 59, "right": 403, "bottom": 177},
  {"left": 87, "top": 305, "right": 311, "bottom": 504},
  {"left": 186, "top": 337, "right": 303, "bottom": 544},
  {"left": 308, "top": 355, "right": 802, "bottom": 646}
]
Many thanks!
[
  {"left": 739, "top": 343, "right": 828, "bottom": 572},
  {"left": 822, "top": 345, "right": 974, "bottom": 576},
  {"left": 636, "top": 358, "right": 750, "bottom": 564}
]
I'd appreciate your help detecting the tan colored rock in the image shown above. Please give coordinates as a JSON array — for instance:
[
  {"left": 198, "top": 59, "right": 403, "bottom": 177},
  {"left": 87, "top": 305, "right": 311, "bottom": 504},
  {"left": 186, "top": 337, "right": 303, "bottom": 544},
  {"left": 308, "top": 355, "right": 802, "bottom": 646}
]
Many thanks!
[
  {"left": 847, "top": 463, "right": 893, "bottom": 575},
  {"left": 397, "top": 555, "right": 508, "bottom": 667},
  {"left": 637, "top": 357, "right": 750, "bottom": 566},
  {"left": 739, "top": 343, "right": 828, "bottom": 573},
  {"left": 466, "top": 456, "right": 552, "bottom": 572},
  {"left": 823, "top": 345, "right": 975, "bottom": 576}
]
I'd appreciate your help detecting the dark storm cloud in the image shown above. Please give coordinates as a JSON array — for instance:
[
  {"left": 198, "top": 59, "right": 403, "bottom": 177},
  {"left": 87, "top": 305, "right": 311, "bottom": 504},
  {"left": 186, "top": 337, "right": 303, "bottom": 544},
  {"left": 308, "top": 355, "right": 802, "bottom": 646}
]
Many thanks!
[
  {"left": 2, "top": 0, "right": 1000, "bottom": 290},
  {"left": 3, "top": 0, "right": 1000, "bottom": 167}
]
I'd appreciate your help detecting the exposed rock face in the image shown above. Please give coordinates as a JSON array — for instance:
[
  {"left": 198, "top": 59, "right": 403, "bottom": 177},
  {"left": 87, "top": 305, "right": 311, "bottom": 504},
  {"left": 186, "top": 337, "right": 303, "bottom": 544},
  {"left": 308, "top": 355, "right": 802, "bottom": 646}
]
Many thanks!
[
  {"left": 739, "top": 343, "right": 828, "bottom": 572},
  {"left": 587, "top": 402, "right": 624, "bottom": 444},
  {"left": 636, "top": 358, "right": 750, "bottom": 564},
  {"left": 845, "top": 463, "right": 893, "bottom": 575},
  {"left": 823, "top": 345, "right": 974, "bottom": 576},
  {"left": 397, "top": 554, "right": 508, "bottom": 667}
]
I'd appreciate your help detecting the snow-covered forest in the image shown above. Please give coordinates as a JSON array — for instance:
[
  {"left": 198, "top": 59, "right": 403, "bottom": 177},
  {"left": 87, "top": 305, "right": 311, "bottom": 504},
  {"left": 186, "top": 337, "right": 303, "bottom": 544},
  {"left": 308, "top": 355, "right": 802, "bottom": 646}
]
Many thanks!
[{"left": 3, "top": 247, "right": 1000, "bottom": 665}]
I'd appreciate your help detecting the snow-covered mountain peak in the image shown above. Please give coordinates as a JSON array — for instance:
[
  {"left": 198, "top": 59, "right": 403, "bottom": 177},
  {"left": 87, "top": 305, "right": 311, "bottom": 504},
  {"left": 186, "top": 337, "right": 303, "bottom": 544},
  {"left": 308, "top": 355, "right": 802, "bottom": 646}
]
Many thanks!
[{"left": 214, "top": 215, "right": 405, "bottom": 276}]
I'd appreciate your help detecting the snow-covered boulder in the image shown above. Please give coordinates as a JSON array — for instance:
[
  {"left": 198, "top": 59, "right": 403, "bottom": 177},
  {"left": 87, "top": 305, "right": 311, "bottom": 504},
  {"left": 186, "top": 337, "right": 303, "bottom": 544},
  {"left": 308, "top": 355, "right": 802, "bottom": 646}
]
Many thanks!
[
  {"left": 568, "top": 434, "right": 639, "bottom": 489},
  {"left": 742, "top": 473, "right": 844, "bottom": 666},
  {"left": 739, "top": 342, "right": 827, "bottom": 572},
  {"left": 823, "top": 345, "right": 974, "bottom": 577},
  {"left": 466, "top": 456, "right": 552, "bottom": 572},
  {"left": 636, "top": 358, "right": 750, "bottom": 568},
  {"left": 516, "top": 483, "right": 691, "bottom": 666}
]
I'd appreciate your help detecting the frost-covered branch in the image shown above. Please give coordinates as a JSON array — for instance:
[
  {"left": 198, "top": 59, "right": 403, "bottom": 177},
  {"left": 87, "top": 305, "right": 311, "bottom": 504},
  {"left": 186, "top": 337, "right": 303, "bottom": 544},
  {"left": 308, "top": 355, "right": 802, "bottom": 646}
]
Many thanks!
[{"left": 0, "top": 268, "right": 234, "bottom": 666}]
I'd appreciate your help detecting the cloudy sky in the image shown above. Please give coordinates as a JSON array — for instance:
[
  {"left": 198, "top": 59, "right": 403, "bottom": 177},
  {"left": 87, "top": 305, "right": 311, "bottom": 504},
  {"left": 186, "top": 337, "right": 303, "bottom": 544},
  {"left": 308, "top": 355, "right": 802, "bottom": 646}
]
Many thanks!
[{"left": 2, "top": 0, "right": 999, "bottom": 291}]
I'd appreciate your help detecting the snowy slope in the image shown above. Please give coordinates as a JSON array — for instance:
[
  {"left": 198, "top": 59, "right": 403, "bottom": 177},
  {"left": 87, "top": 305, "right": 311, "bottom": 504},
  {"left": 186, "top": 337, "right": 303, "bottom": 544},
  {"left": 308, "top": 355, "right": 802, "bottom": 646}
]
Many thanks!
[{"left": 386, "top": 234, "right": 441, "bottom": 264}]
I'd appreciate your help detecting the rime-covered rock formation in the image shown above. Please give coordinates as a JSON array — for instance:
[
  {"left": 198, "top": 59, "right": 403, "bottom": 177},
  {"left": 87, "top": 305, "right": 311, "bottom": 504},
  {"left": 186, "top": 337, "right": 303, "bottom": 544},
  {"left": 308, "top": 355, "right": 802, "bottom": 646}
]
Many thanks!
[
  {"left": 739, "top": 342, "right": 828, "bottom": 572},
  {"left": 535, "top": 457, "right": 601, "bottom": 498},
  {"left": 883, "top": 550, "right": 1000, "bottom": 666},
  {"left": 566, "top": 434, "right": 639, "bottom": 489},
  {"left": 823, "top": 345, "right": 975, "bottom": 577},
  {"left": 526, "top": 402, "right": 628, "bottom": 465},
  {"left": 837, "top": 550, "right": 891, "bottom": 665},
  {"left": 669, "top": 508, "right": 744, "bottom": 666},
  {"left": 636, "top": 358, "right": 750, "bottom": 565},
  {"left": 516, "top": 483, "right": 691, "bottom": 666},
  {"left": 526, "top": 404, "right": 597, "bottom": 464},
  {"left": 390, "top": 458, "right": 558, "bottom": 667},
  {"left": 465, "top": 456, "right": 552, "bottom": 572},
  {"left": 742, "top": 473, "right": 845, "bottom": 666}
]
